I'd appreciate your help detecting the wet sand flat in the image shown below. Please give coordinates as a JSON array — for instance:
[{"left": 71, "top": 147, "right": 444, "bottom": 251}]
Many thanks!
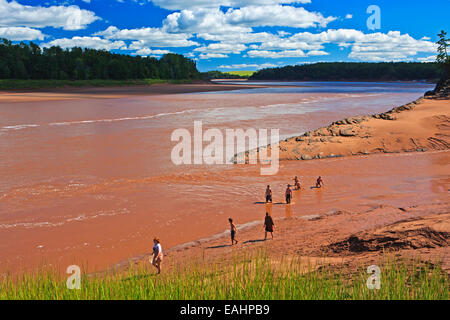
[{"left": 0, "top": 83, "right": 265, "bottom": 103}]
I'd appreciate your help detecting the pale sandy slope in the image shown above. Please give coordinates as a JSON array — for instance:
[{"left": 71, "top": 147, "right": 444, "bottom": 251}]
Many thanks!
[{"left": 275, "top": 97, "right": 449, "bottom": 160}]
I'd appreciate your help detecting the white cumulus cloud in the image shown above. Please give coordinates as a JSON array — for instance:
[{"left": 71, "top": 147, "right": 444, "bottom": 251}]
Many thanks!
[
  {"left": 42, "top": 36, "right": 127, "bottom": 50},
  {"left": 225, "top": 5, "right": 336, "bottom": 28},
  {"left": 133, "top": 47, "right": 171, "bottom": 57},
  {"left": 282, "top": 29, "right": 437, "bottom": 62},
  {"left": 194, "top": 42, "right": 247, "bottom": 54},
  {"left": 247, "top": 49, "right": 306, "bottom": 58},
  {"left": 95, "top": 26, "right": 198, "bottom": 47},
  {"left": 150, "top": 0, "right": 311, "bottom": 10},
  {"left": 0, "top": 0, "right": 99, "bottom": 30},
  {"left": 163, "top": 8, "right": 251, "bottom": 35},
  {"left": 217, "top": 63, "right": 277, "bottom": 69},
  {"left": 0, "top": 26, "right": 45, "bottom": 40},
  {"left": 199, "top": 53, "right": 228, "bottom": 59},
  {"left": 163, "top": 6, "right": 335, "bottom": 35},
  {"left": 417, "top": 55, "right": 437, "bottom": 62}
]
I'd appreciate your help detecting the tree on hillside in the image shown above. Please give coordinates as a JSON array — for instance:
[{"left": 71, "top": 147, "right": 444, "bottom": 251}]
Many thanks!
[{"left": 436, "top": 30, "right": 450, "bottom": 78}]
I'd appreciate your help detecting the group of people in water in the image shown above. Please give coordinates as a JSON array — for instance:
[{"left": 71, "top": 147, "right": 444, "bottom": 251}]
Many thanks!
[
  {"left": 229, "top": 176, "right": 325, "bottom": 246},
  {"left": 266, "top": 176, "right": 324, "bottom": 204},
  {"left": 151, "top": 176, "right": 325, "bottom": 274}
]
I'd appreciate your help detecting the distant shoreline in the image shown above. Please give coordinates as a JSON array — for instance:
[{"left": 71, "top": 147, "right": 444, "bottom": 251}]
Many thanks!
[
  {"left": 0, "top": 79, "right": 435, "bottom": 94},
  {"left": 216, "top": 79, "right": 436, "bottom": 84},
  {"left": 0, "top": 81, "right": 267, "bottom": 102},
  {"left": 0, "top": 79, "right": 265, "bottom": 92}
]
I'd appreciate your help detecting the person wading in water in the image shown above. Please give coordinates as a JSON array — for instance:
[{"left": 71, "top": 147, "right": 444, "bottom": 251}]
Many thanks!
[
  {"left": 293, "top": 176, "right": 301, "bottom": 190},
  {"left": 265, "top": 185, "right": 273, "bottom": 203},
  {"left": 285, "top": 184, "right": 293, "bottom": 204}
]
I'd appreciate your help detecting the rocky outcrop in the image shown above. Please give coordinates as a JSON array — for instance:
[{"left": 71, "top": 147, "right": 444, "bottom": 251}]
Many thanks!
[
  {"left": 327, "top": 214, "right": 450, "bottom": 254},
  {"left": 425, "top": 79, "right": 450, "bottom": 99}
]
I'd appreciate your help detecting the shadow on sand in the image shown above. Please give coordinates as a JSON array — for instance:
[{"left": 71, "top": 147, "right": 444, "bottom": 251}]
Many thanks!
[
  {"left": 206, "top": 244, "right": 232, "bottom": 249},
  {"left": 122, "top": 273, "right": 156, "bottom": 282},
  {"left": 253, "top": 202, "right": 285, "bottom": 205},
  {"left": 243, "top": 239, "right": 266, "bottom": 244}
]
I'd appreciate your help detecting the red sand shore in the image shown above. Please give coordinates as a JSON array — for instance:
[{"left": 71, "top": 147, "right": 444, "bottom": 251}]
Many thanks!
[{"left": 138, "top": 203, "right": 449, "bottom": 276}]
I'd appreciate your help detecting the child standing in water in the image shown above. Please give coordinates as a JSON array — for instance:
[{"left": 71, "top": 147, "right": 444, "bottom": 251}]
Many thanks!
[
  {"left": 151, "top": 237, "right": 163, "bottom": 274},
  {"left": 265, "top": 185, "right": 273, "bottom": 203},
  {"left": 293, "top": 176, "right": 301, "bottom": 190},
  {"left": 285, "top": 184, "right": 293, "bottom": 204},
  {"left": 229, "top": 218, "right": 238, "bottom": 245}
]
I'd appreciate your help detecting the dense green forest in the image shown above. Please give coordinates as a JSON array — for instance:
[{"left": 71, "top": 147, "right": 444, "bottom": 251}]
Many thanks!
[
  {"left": 0, "top": 38, "right": 200, "bottom": 80},
  {"left": 249, "top": 62, "right": 442, "bottom": 81}
]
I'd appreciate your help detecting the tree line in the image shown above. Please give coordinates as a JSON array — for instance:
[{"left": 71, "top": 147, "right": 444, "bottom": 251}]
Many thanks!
[
  {"left": 0, "top": 38, "right": 200, "bottom": 80},
  {"left": 249, "top": 62, "right": 442, "bottom": 82}
]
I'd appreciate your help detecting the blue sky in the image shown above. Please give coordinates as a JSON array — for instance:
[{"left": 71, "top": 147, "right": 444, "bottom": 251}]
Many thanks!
[{"left": 0, "top": 0, "right": 449, "bottom": 71}]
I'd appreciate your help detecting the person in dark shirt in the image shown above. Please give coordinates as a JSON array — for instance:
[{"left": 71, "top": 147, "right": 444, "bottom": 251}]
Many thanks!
[
  {"left": 264, "top": 212, "right": 275, "bottom": 240},
  {"left": 285, "top": 184, "right": 293, "bottom": 204}
]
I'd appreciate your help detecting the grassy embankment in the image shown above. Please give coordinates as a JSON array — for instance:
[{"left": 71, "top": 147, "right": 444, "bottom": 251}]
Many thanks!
[
  {"left": 224, "top": 71, "right": 256, "bottom": 78},
  {"left": 1, "top": 251, "right": 448, "bottom": 300},
  {"left": 0, "top": 79, "right": 194, "bottom": 90}
]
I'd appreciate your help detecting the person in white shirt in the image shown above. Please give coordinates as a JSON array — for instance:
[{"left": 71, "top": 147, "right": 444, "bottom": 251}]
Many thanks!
[{"left": 151, "top": 237, "right": 163, "bottom": 274}]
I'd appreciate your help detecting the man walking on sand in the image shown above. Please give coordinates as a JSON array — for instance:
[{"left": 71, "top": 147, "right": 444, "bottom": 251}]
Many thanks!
[
  {"left": 229, "top": 218, "right": 238, "bottom": 245},
  {"left": 264, "top": 212, "right": 275, "bottom": 240},
  {"left": 285, "top": 184, "right": 293, "bottom": 204}
]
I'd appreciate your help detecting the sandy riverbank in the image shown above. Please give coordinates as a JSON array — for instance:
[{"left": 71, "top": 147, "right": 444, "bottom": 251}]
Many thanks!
[
  {"left": 254, "top": 96, "right": 449, "bottom": 161},
  {"left": 130, "top": 202, "right": 448, "bottom": 277}
]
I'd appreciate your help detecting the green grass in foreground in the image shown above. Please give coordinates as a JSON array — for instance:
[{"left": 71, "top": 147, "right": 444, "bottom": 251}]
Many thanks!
[
  {"left": 1, "top": 251, "right": 448, "bottom": 300},
  {"left": 224, "top": 71, "right": 255, "bottom": 77},
  {"left": 0, "top": 79, "right": 194, "bottom": 90}
]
